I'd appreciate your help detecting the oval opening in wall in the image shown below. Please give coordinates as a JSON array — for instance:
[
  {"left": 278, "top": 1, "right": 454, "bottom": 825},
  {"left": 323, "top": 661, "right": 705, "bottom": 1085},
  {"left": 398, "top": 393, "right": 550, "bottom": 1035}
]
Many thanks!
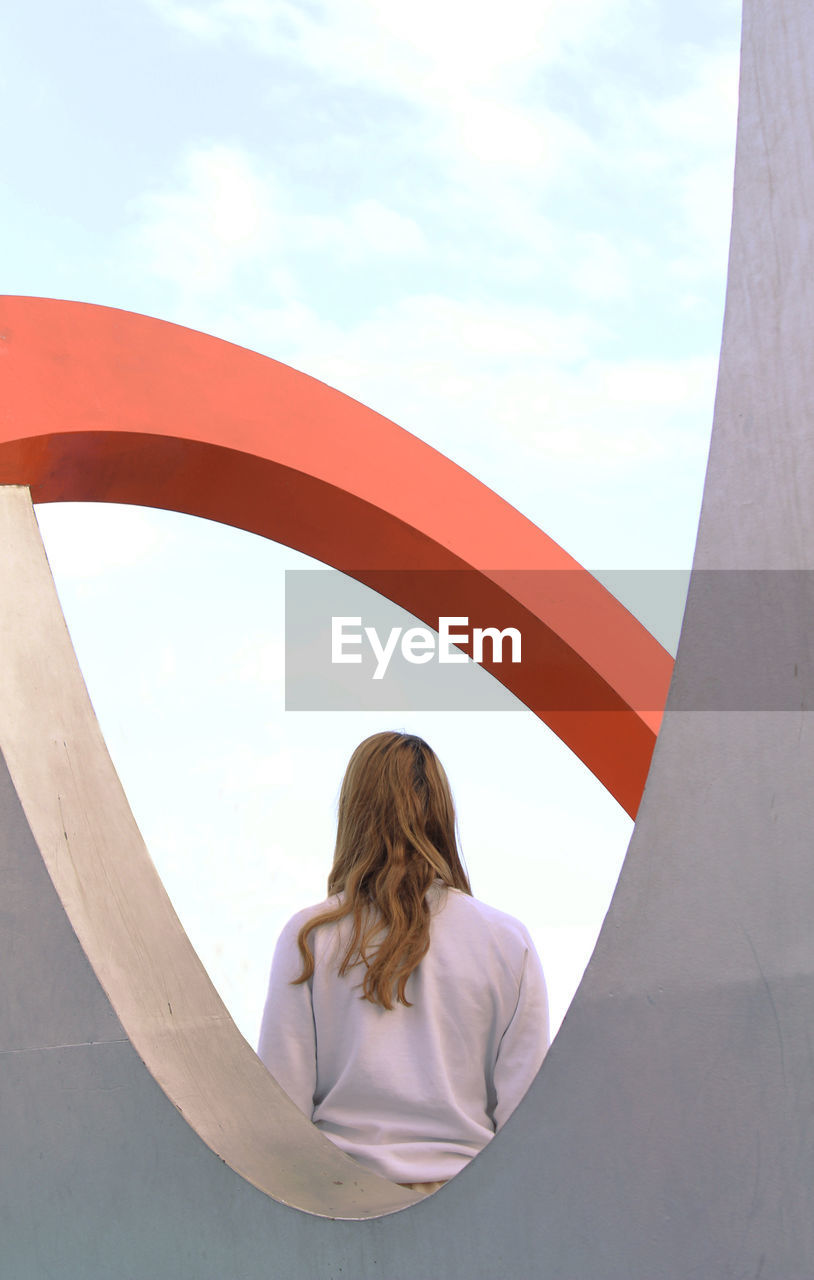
[{"left": 28, "top": 497, "right": 655, "bottom": 1216}]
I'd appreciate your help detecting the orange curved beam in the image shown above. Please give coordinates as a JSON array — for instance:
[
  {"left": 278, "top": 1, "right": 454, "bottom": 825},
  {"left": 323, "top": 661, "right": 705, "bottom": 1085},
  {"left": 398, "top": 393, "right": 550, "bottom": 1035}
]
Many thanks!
[{"left": 0, "top": 296, "right": 673, "bottom": 816}]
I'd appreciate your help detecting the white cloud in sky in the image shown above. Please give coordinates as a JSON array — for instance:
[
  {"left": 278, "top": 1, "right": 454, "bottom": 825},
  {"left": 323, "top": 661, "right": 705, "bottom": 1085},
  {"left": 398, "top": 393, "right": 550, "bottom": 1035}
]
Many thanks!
[
  {"left": 143, "top": 0, "right": 635, "bottom": 197},
  {"left": 569, "top": 231, "right": 632, "bottom": 303},
  {"left": 208, "top": 744, "right": 298, "bottom": 791},
  {"left": 129, "top": 145, "right": 277, "bottom": 292},
  {"left": 202, "top": 292, "right": 717, "bottom": 476},
  {"left": 124, "top": 2, "right": 740, "bottom": 508},
  {"left": 146, "top": 0, "right": 631, "bottom": 91},
  {"left": 127, "top": 143, "right": 428, "bottom": 297},
  {"left": 296, "top": 198, "right": 427, "bottom": 262},
  {"left": 587, "top": 45, "right": 740, "bottom": 280},
  {"left": 231, "top": 637, "right": 288, "bottom": 687},
  {"left": 650, "top": 47, "right": 740, "bottom": 146},
  {"left": 438, "top": 90, "right": 597, "bottom": 189},
  {"left": 659, "top": 56, "right": 741, "bottom": 271},
  {"left": 120, "top": 131, "right": 719, "bottom": 503},
  {"left": 35, "top": 502, "right": 167, "bottom": 579}
]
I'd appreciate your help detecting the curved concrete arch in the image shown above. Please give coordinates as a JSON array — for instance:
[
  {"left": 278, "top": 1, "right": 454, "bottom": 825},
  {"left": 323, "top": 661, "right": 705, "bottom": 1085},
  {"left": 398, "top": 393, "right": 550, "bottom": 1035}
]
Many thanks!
[
  {"left": 0, "top": 294, "right": 672, "bottom": 818},
  {"left": 0, "top": 484, "right": 419, "bottom": 1221}
]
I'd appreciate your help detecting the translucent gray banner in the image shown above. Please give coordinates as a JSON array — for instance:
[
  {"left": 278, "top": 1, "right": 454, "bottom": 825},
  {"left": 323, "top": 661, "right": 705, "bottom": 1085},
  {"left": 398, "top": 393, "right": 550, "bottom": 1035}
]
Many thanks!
[{"left": 284, "top": 569, "right": 814, "bottom": 712}]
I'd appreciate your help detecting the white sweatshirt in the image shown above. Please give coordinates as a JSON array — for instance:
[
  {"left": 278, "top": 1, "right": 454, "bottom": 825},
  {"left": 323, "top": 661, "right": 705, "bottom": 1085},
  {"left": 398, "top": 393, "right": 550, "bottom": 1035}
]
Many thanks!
[{"left": 257, "top": 883, "right": 549, "bottom": 1184}]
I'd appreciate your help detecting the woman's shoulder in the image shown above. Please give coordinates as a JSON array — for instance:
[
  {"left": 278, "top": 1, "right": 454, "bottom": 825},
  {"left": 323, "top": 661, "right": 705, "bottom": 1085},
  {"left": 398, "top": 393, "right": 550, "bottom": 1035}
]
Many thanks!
[
  {"left": 432, "top": 884, "right": 535, "bottom": 949},
  {"left": 275, "top": 894, "right": 342, "bottom": 946}
]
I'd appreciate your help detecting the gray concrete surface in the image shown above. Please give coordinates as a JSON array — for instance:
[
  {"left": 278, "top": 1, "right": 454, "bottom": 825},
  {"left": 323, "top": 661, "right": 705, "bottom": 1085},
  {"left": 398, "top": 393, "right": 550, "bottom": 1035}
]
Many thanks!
[{"left": 3, "top": 0, "right": 814, "bottom": 1273}]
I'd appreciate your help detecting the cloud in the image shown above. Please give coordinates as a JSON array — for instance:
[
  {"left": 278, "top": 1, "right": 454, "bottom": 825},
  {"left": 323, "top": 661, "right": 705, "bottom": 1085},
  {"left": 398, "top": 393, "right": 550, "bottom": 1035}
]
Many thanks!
[
  {"left": 567, "top": 231, "right": 632, "bottom": 302},
  {"left": 129, "top": 7, "right": 741, "bottom": 320},
  {"left": 122, "top": 135, "right": 717, "bottom": 476},
  {"left": 127, "top": 145, "right": 277, "bottom": 293},
  {"left": 121, "top": 8, "right": 738, "bottom": 561},
  {"left": 142, "top": 0, "right": 623, "bottom": 195},
  {"left": 582, "top": 44, "right": 740, "bottom": 280},
  {"left": 230, "top": 637, "right": 287, "bottom": 688},
  {"left": 206, "top": 291, "right": 717, "bottom": 481},
  {"left": 126, "top": 142, "right": 428, "bottom": 298},
  {"left": 35, "top": 503, "right": 167, "bottom": 579},
  {"left": 296, "top": 198, "right": 427, "bottom": 262},
  {"left": 206, "top": 744, "right": 297, "bottom": 791},
  {"left": 146, "top": 0, "right": 631, "bottom": 93}
]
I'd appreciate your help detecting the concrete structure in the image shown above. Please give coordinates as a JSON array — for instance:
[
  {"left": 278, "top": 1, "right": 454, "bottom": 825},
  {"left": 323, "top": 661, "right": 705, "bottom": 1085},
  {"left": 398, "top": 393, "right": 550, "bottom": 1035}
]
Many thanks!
[{"left": 2, "top": 0, "right": 814, "bottom": 1273}]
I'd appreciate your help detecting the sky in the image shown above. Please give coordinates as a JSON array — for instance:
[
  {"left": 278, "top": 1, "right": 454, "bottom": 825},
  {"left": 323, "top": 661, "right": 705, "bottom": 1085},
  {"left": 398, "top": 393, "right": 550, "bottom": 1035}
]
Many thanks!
[{"left": 4, "top": 0, "right": 742, "bottom": 1041}]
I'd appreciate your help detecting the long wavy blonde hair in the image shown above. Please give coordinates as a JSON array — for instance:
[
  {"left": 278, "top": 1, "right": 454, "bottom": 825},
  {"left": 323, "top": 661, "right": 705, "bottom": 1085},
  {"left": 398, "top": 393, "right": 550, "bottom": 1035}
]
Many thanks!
[{"left": 293, "top": 731, "right": 471, "bottom": 1009}]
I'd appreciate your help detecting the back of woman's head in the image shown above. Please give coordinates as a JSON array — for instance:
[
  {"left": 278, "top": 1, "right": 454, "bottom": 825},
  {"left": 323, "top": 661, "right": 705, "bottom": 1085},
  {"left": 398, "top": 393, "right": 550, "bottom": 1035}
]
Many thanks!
[
  {"left": 295, "top": 731, "right": 471, "bottom": 1009},
  {"left": 330, "top": 731, "right": 468, "bottom": 900}
]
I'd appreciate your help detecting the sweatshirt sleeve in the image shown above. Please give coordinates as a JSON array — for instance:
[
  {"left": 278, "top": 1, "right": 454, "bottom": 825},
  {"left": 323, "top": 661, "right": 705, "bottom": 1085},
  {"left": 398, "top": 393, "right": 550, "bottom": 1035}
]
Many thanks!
[
  {"left": 492, "top": 937, "right": 550, "bottom": 1131},
  {"left": 256, "top": 913, "right": 318, "bottom": 1118}
]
